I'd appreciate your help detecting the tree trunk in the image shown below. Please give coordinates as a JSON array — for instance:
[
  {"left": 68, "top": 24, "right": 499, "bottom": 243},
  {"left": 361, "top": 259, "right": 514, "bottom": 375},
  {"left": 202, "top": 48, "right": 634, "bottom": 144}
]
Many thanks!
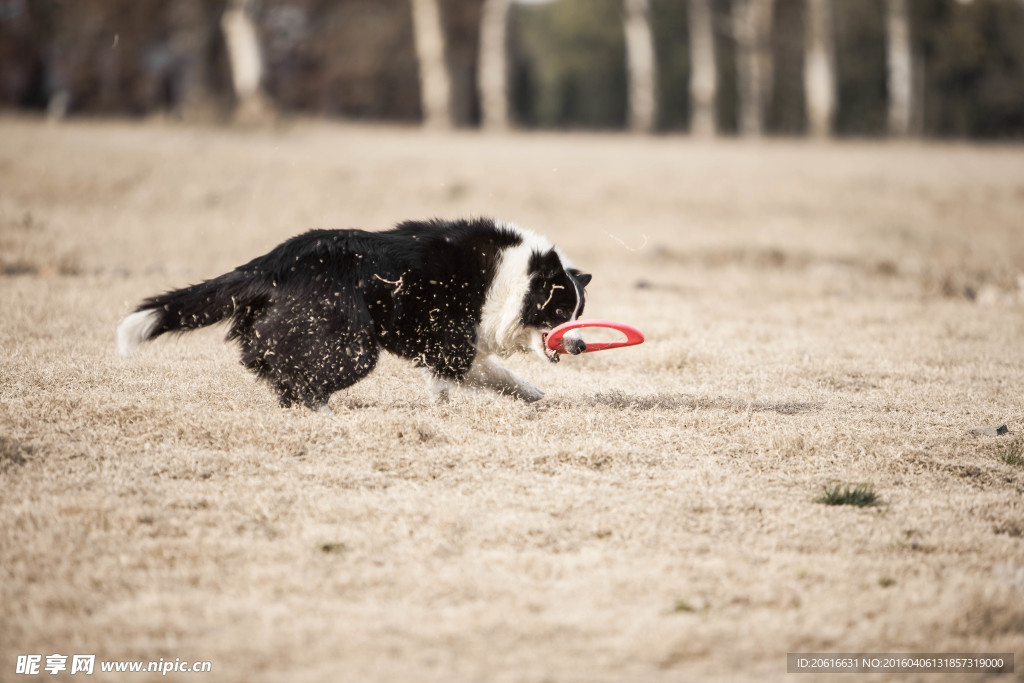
[
  {"left": 170, "top": 0, "right": 218, "bottom": 121},
  {"left": 886, "top": 0, "right": 912, "bottom": 136},
  {"left": 221, "top": 0, "right": 270, "bottom": 123},
  {"left": 410, "top": 0, "right": 452, "bottom": 129},
  {"left": 803, "top": 0, "right": 835, "bottom": 138},
  {"left": 733, "top": 0, "right": 774, "bottom": 137},
  {"left": 623, "top": 0, "right": 657, "bottom": 133},
  {"left": 478, "top": 0, "right": 511, "bottom": 130},
  {"left": 688, "top": 0, "right": 717, "bottom": 137}
]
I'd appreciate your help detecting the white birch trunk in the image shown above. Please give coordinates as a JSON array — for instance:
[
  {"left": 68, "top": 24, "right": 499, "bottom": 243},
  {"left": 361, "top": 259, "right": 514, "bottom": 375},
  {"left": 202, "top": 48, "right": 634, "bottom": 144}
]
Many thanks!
[
  {"left": 478, "top": 0, "right": 512, "bottom": 130},
  {"left": 886, "top": 0, "right": 912, "bottom": 136},
  {"left": 222, "top": 0, "right": 269, "bottom": 122},
  {"left": 623, "top": 0, "right": 658, "bottom": 133},
  {"left": 688, "top": 0, "right": 717, "bottom": 137},
  {"left": 804, "top": 0, "right": 836, "bottom": 138},
  {"left": 410, "top": 0, "right": 453, "bottom": 129},
  {"left": 733, "top": 0, "right": 774, "bottom": 137}
]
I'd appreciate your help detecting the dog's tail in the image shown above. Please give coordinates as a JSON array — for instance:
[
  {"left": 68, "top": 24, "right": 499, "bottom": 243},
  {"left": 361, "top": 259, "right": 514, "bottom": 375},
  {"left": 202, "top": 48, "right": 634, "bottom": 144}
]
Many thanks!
[{"left": 117, "top": 270, "right": 265, "bottom": 356}]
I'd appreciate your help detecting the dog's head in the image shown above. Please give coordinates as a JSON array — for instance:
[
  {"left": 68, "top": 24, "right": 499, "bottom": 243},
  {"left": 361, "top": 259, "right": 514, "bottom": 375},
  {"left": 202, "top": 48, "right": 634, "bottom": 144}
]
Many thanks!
[
  {"left": 521, "top": 249, "right": 592, "bottom": 362},
  {"left": 476, "top": 223, "right": 591, "bottom": 360}
]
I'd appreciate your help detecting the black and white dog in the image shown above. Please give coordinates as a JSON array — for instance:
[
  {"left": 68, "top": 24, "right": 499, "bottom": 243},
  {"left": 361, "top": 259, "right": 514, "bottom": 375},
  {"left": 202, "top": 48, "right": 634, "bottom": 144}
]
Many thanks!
[{"left": 117, "top": 218, "right": 590, "bottom": 412}]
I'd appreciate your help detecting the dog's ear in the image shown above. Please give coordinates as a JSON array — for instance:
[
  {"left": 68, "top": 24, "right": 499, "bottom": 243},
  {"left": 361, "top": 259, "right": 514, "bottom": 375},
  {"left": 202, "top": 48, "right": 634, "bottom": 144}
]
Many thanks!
[
  {"left": 531, "top": 249, "right": 564, "bottom": 279},
  {"left": 569, "top": 269, "right": 592, "bottom": 288}
]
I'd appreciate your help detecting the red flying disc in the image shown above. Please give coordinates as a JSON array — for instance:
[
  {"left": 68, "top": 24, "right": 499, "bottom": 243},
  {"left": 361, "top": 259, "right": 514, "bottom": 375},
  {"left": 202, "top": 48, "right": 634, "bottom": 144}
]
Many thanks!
[{"left": 545, "top": 319, "right": 645, "bottom": 354}]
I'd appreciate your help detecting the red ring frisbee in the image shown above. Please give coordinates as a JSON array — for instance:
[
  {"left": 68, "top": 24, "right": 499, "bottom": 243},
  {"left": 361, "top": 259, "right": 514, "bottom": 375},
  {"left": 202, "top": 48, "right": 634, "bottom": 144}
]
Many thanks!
[{"left": 545, "top": 319, "right": 645, "bottom": 354}]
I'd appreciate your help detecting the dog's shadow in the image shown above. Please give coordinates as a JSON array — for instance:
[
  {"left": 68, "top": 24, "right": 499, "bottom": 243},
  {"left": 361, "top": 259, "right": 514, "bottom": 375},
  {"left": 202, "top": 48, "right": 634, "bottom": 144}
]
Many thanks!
[
  {"left": 546, "top": 390, "right": 819, "bottom": 415},
  {"left": 330, "top": 398, "right": 429, "bottom": 411},
  {"left": 328, "top": 391, "right": 819, "bottom": 416}
]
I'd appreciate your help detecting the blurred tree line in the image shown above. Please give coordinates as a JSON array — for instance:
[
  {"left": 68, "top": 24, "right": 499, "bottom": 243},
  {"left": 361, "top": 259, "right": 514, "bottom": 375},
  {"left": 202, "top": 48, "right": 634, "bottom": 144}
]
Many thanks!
[{"left": 1, "top": 0, "right": 1022, "bottom": 137}]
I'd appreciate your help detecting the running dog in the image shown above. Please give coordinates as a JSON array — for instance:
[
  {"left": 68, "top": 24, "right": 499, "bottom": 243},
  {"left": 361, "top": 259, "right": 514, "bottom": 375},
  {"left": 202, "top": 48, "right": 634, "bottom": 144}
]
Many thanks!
[{"left": 117, "top": 218, "right": 590, "bottom": 412}]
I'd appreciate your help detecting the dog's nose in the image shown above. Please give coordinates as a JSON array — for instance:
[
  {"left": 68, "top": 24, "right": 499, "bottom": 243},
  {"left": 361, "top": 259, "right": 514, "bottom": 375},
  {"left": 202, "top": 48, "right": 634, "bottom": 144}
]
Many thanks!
[{"left": 564, "top": 336, "right": 586, "bottom": 355}]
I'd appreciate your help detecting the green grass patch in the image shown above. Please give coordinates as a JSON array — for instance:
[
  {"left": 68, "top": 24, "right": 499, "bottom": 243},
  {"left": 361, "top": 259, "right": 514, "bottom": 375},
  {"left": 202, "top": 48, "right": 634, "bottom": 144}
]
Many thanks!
[
  {"left": 318, "top": 542, "right": 348, "bottom": 555},
  {"left": 816, "top": 483, "right": 879, "bottom": 507},
  {"left": 999, "top": 440, "right": 1024, "bottom": 468},
  {"left": 672, "top": 599, "right": 696, "bottom": 613}
]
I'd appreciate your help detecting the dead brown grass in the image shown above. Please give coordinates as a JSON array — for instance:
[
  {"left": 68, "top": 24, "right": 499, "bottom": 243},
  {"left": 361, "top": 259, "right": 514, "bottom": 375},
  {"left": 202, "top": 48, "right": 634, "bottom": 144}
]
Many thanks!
[{"left": 2, "top": 117, "right": 1023, "bottom": 682}]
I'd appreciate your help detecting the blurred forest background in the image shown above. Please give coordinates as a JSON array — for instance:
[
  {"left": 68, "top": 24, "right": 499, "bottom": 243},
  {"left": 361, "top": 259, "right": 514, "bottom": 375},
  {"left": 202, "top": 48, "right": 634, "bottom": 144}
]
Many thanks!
[{"left": 1, "top": 0, "right": 1022, "bottom": 138}]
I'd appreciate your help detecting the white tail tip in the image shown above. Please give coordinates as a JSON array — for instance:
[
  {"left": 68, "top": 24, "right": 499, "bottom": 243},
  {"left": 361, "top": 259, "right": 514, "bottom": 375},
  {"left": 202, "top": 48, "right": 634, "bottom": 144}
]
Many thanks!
[{"left": 117, "top": 309, "right": 160, "bottom": 356}]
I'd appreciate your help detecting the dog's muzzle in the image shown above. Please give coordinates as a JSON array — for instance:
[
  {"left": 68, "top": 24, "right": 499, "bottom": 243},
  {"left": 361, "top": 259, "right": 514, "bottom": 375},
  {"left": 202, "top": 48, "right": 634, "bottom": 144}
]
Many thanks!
[
  {"left": 540, "top": 329, "right": 586, "bottom": 361},
  {"left": 562, "top": 333, "right": 587, "bottom": 355}
]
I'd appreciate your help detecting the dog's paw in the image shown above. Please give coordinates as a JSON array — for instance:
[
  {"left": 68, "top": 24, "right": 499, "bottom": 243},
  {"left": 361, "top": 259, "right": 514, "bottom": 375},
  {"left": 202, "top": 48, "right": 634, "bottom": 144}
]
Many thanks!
[
  {"left": 515, "top": 382, "right": 544, "bottom": 403},
  {"left": 426, "top": 375, "right": 453, "bottom": 404}
]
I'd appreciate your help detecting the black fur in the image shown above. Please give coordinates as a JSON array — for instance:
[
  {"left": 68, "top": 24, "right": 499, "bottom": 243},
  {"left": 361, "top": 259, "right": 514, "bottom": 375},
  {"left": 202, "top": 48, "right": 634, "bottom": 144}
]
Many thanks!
[{"left": 123, "top": 218, "right": 589, "bottom": 410}]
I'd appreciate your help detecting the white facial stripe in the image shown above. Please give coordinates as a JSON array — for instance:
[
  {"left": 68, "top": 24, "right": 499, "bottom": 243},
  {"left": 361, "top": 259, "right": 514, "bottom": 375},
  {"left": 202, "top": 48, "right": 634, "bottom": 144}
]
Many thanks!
[
  {"left": 569, "top": 272, "right": 584, "bottom": 320},
  {"left": 550, "top": 246, "right": 584, "bottom": 321}
]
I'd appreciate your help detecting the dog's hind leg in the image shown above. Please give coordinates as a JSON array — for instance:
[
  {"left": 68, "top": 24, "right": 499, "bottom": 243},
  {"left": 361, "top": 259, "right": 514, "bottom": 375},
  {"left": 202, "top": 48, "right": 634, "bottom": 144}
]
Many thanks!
[
  {"left": 281, "top": 332, "right": 380, "bottom": 411},
  {"left": 238, "top": 296, "right": 380, "bottom": 411},
  {"left": 461, "top": 357, "right": 544, "bottom": 403}
]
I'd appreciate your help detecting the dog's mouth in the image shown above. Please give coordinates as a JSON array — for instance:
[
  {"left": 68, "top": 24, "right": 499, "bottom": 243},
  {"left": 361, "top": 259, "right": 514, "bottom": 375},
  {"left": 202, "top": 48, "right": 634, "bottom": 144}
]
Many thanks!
[{"left": 539, "top": 331, "right": 559, "bottom": 363}]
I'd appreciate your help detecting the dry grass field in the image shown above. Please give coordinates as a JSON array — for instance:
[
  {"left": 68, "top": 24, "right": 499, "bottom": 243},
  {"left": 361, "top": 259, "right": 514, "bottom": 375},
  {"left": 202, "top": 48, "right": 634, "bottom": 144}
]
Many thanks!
[{"left": 2, "top": 116, "right": 1023, "bottom": 682}]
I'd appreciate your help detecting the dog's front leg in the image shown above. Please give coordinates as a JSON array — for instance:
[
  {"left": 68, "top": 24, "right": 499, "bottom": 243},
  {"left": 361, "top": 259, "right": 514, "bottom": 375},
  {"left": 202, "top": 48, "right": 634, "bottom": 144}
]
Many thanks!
[
  {"left": 426, "top": 373, "right": 453, "bottom": 404},
  {"left": 463, "top": 357, "right": 544, "bottom": 403}
]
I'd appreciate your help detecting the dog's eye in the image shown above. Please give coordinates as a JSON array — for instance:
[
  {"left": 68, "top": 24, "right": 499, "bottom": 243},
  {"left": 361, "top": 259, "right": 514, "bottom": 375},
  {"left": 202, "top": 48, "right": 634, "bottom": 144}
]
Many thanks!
[{"left": 555, "top": 308, "right": 567, "bottom": 318}]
